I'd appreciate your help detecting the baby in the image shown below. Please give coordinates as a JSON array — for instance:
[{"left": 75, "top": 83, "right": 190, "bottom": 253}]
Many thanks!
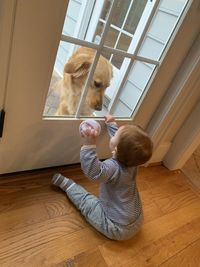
[{"left": 52, "top": 114, "right": 153, "bottom": 240}]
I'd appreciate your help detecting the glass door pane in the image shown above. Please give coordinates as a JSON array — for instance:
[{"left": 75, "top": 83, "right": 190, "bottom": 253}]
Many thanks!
[{"left": 43, "top": 0, "right": 189, "bottom": 119}]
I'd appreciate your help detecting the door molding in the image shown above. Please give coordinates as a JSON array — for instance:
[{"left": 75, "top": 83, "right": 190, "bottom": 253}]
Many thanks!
[
  {"left": 0, "top": 0, "right": 17, "bottom": 109},
  {"left": 164, "top": 97, "right": 200, "bottom": 170},
  {"left": 147, "top": 32, "right": 200, "bottom": 166}
]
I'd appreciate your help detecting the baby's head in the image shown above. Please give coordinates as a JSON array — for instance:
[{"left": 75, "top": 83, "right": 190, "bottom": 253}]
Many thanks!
[{"left": 110, "top": 125, "right": 153, "bottom": 167}]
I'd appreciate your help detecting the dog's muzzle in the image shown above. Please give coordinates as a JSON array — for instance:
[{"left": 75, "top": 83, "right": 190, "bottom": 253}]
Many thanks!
[{"left": 94, "top": 104, "right": 102, "bottom": 111}]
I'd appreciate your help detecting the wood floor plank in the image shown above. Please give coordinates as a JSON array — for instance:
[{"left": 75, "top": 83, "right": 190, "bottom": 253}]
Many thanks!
[
  {"left": 111, "top": 217, "right": 200, "bottom": 267},
  {"left": 143, "top": 201, "right": 164, "bottom": 224},
  {"left": 0, "top": 173, "right": 51, "bottom": 194},
  {"left": 44, "top": 194, "right": 78, "bottom": 218},
  {"left": 99, "top": 200, "right": 200, "bottom": 266},
  {"left": 0, "top": 203, "right": 49, "bottom": 234},
  {"left": 137, "top": 176, "right": 151, "bottom": 191},
  {"left": 0, "top": 177, "right": 97, "bottom": 217},
  {"left": 0, "top": 228, "right": 106, "bottom": 267},
  {"left": 138, "top": 167, "right": 180, "bottom": 186},
  {"left": 0, "top": 186, "right": 73, "bottom": 216},
  {"left": 0, "top": 165, "right": 83, "bottom": 193},
  {"left": 55, "top": 259, "right": 75, "bottom": 267},
  {"left": 63, "top": 248, "right": 108, "bottom": 267},
  {"left": 0, "top": 213, "right": 88, "bottom": 261},
  {"left": 147, "top": 176, "right": 190, "bottom": 201},
  {"left": 159, "top": 238, "right": 200, "bottom": 267},
  {"left": 155, "top": 189, "right": 199, "bottom": 214}
]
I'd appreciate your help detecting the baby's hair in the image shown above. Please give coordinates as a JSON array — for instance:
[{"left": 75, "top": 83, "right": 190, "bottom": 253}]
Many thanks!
[{"left": 116, "top": 125, "right": 153, "bottom": 167}]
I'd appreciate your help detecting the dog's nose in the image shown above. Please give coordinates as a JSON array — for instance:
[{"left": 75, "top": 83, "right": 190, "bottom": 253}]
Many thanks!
[{"left": 95, "top": 104, "right": 102, "bottom": 111}]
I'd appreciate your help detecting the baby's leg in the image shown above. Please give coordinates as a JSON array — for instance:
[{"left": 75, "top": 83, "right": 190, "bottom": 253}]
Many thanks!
[{"left": 52, "top": 173, "right": 119, "bottom": 240}]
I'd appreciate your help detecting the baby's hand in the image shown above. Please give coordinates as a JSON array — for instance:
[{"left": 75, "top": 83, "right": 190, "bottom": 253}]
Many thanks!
[
  {"left": 105, "top": 114, "right": 116, "bottom": 124},
  {"left": 81, "top": 127, "right": 98, "bottom": 145}
]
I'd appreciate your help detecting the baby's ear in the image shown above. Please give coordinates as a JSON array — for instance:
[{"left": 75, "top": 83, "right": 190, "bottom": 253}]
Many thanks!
[
  {"left": 111, "top": 147, "right": 117, "bottom": 157},
  {"left": 64, "top": 56, "right": 92, "bottom": 78}
]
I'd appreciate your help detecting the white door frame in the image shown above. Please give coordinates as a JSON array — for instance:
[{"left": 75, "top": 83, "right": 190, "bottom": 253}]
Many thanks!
[{"left": 164, "top": 97, "right": 200, "bottom": 170}]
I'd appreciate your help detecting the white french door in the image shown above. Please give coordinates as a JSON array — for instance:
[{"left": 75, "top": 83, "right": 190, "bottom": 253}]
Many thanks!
[{"left": 0, "top": 0, "right": 197, "bottom": 174}]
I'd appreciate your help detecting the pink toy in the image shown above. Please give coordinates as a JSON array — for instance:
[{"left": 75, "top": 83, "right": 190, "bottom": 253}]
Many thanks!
[{"left": 79, "top": 119, "right": 101, "bottom": 136}]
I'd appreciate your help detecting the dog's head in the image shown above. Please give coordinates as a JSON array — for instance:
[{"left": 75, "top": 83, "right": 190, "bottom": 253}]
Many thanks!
[{"left": 64, "top": 47, "right": 113, "bottom": 112}]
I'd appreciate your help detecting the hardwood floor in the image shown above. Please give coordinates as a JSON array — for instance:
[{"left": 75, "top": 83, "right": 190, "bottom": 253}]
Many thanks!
[{"left": 0, "top": 165, "right": 200, "bottom": 267}]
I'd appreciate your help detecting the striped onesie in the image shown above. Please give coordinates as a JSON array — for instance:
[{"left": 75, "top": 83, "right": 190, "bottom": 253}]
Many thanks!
[{"left": 65, "top": 123, "right": 143, "bottom": 240}]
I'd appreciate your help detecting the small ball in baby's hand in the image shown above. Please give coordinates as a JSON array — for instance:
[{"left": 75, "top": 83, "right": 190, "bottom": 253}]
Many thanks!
[{"left": 79, "top": 119, "right": 101, "bottom": 136}]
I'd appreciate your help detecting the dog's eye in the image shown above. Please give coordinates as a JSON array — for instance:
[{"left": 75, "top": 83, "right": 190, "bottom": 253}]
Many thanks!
[{"left": 94, "top": 81, "right": 102, "bottom": 88}]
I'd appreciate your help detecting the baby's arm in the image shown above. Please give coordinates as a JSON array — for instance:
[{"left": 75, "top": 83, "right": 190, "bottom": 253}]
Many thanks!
[
  {"left": 79, "top": 116, "right": 118, "bottom": 182},
  {"left": 80, "top": 125, "right": 117, "bottom": 182},
  {"left": 105, "top": 114, "right": 118, "bottom": 138},
  {"left": 80, "top": 147, "right": 117, "bottom": 182}
]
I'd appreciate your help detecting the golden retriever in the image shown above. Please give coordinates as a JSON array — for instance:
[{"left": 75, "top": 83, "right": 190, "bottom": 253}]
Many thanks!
[{"left": 56, "top": 47, "right": 113, "bottom": 115}]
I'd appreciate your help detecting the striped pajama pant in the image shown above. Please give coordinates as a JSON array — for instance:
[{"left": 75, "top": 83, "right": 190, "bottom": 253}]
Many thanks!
[{"left": 65, "top": 182, "right": 144, "bottom": 241}]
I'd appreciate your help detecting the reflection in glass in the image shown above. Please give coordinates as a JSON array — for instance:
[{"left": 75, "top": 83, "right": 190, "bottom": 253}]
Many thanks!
[
  {"left": 101, "top": 0, "right": 130, "bottom": 28},
  {"left": 101, "top": 0, "right": 112, "bottom": 21},
  {"left": 111, "top": 54, "right": 125, "bottom": 69},
  {"left": 101, "top": 50, "right": 112, "bottom": 63},
  {"left": 110, "top": 34, "right": 131, "bottom": 68},
  {"left": 93, "top": 22, "right": 104, "bottom": 44},
  {"left": 100, "top": 0, "right": 147, "bottom": 35},
  {"left": 116, "top": 34, "right": 132, "bottom": 51},
  {"left": 124, "top": 0, "right": 147, "bottom": 34},
  {"left": 110, "top": 0, "right": 130, "bottom": 28},
  {"left": 94, "top": 22, "right": 119, "bottom": 48}
]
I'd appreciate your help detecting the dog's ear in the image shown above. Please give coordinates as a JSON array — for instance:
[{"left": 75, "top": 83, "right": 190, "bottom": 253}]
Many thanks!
[{"left": 64, "top": 58, "right": 92, "bottom": 78}]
